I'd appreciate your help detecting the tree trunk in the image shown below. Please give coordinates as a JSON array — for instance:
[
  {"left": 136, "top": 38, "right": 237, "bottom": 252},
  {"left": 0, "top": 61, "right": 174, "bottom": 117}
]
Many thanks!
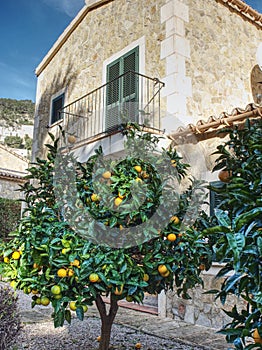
[{"left": 95, "top": 294, "right": 119, "bottom": 350}]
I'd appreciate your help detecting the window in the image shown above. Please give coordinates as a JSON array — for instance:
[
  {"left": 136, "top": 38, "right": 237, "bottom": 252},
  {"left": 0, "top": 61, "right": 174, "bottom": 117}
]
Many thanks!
[
  {"left": 209, "top": 181, "right": 224, "bottom": 216},
  {"left": 51, "top": 93, "right": 65, "bottom": 125},
  {"left": 106, "top": 46, "right": 139, "bottom": 131}
]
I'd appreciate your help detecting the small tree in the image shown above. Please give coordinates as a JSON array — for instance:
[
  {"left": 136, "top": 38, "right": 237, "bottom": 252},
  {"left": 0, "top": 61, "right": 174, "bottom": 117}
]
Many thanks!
[
  {"left": 4, "top": 134, "right": 23, "bottom": 149},
  {"left": 204, "top": 119, "right": 262, "bottom": 349},
  {"left": 0, "top": 125, "right": 212, "bottom": 350}
]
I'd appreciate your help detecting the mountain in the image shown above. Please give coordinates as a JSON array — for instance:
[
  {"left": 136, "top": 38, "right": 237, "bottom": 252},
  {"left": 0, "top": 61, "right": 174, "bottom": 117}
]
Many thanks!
[{"left": 0, "top": 98, "right": 35, "bottom": 127}]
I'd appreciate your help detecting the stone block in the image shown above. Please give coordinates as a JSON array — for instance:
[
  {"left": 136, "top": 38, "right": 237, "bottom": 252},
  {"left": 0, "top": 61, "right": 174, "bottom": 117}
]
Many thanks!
[
  {"left": 166, "top": 16, "right": 185, "bottom": 37},
  {"left": 161, "top": 0, "right": 189, "bottom": 23},
  {"left": 166, "top": 53, "right": 186, "bottom": 75},
  {"left": 160, "top": 36, "right": 174, "bottom": 59}
]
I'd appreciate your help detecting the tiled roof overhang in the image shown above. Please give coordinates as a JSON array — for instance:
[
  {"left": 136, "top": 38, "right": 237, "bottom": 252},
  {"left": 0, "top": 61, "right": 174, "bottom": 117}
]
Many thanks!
[
  {"left": 169, "top": 103, "right": 262, "bottom": 142},
  {"left": 0, "top": 168, "right": 28, "bottom": 182},
  {"left": 216, "top": 0, "right": 262, "bottom": 28}
]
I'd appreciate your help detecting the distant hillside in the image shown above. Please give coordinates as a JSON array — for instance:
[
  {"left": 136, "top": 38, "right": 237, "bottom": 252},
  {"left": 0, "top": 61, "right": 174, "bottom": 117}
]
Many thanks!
[{"left": 0, "top": 98, "right": 35, "bottom": 127}]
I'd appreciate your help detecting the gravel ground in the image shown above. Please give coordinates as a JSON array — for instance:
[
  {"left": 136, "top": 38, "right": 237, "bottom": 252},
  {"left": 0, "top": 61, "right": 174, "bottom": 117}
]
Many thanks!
[{"left": 15, "top": 317, "right": 204, "bottom": 350}]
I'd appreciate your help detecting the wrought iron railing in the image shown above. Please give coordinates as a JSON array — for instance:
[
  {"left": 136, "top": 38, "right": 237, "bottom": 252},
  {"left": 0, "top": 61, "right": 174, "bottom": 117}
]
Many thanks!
[{"left": 59, "top": 71, "right": 165, "bottom": 147}]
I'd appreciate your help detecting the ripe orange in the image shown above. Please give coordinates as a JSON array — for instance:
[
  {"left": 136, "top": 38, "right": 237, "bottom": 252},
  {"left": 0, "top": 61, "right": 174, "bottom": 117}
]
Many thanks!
[
  {"left": 91, "top": 193, "right": 100, "bottom": 202},
  {"left": 31, "top": 289, "right": 39, "bottom": 295},
  {"left": 134, "top": 165, "right": 142, "bottom": 173},
  {"left": 41, "top": 296, "right": 50, "bottom": 306},
  {"left": 97, "top": 336, "right": 101, "bottom": 342},
  {"left": 114, "top": 285, "right": 124, "bottom": 296},
  {"left": 89, "top": 273, "right": 99, "bottom": 283},
  {"left": 161, "top": 270, "right": 170, "bottom": 278},
  {"left": 51, "top": 285, "right": 61, "bottom": 295},
  {"left": 102, "top": 171, "right": 111, "bottom": 179},
  {"left": 135, "top": 343, "right": 142, "bottom": 349},
  {"left": 57, "top": 268, "right": 67, "bottom": 278},
  {"left": 12, "top": 251, "right": 21, "bottom": 260},
  {"left": 158, "top": 265, "right": 168, "bottom": 274},
  {"left": 67, "top": 269, "right": 74, "bottom": 277},
  {"left": 135, "top": 177, "right": 143, "bottom": 183},
  {"left": 70, "top": 259, "right": 80, "bottom": 267},
  {"left": 218, "top": 169, "right": 232, "bottom": 183},
  {"left": 4, "top": 257, "right": 9, "bottom": 263},
  {"left": 69, "top": 301, "right": 77, "bottom": 311},
  {"left": 167, "top": 233, "right": 177, "bottom": 241},
  {"left": 171, "top": 159, "right": 176, "bottom": 167},
  {"left": 199, "top": 264, "right": 205, "bottom": 271},
  {"left": 253, "top": 329, "right": 262, "bottom": 344},
  {"left": 170, "top": 216, "right": 180, "bottom": 225},
  {"left": 114, "top": 197, "right": 123, "bottom": 206},
  {"left": 143, "top": 274, "right": 149, "bottom": 282},
  {"left": 68, "top": 135, "right": 76, "bottom": 144},
  {"left": 118, "top": 192, "right": 125, "bottom": 199}
]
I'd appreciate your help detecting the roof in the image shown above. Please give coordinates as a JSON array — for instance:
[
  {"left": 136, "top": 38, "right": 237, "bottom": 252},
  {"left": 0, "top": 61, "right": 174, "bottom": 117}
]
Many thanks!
[
  {"left": 169, "top": 103, "right": 262, "bottom": 140},
  {"left": 0, "top": 167, "right": 27, "bottom": 182},
  {"left": 216, "top": 0, "right": 262, "bottom": 28},
  {"left": 0, "top": 144, "right": 29, "bottom": 164},
  {"left": 35, "top": 0, "right": 262, "bottom": 77}
]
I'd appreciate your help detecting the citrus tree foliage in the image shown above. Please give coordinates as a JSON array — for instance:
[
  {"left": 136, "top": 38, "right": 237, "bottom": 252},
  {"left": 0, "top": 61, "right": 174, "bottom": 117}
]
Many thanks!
[
  {"left": 204, "top": 119, "right": 262, "bottom": 349},
  {"left": 0, "top": 198, "right": 21, "bottom": 241},
  {"left": 0, "top": 126, "right": 212, "bottom": 349}
]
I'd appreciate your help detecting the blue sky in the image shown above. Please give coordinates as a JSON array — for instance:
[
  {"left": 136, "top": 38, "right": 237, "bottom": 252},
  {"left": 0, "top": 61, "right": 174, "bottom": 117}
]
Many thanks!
[{"left": 0, "top": 0, "right": 261, "bottom": 102}]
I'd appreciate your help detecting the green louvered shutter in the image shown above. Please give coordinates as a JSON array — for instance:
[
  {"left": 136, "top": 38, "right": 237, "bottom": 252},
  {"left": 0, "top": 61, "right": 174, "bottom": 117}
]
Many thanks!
[{"left": 106, "top": 47, "right": 139, "bottom": 131}]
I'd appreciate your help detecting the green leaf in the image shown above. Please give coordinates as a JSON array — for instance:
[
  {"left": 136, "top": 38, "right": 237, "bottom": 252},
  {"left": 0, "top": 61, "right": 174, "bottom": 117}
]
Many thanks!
[
  {"left": 65, "top": 309, "right": 71, "bottom": 324},
  {"left": 76, "top": 306, "right": 84, "bottom": 321}
]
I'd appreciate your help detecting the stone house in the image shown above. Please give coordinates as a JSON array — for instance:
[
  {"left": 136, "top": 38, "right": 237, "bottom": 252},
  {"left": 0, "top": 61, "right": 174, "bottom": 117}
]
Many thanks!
[{"left": 32, "top": 0, "right": 262, "bottom": 328}]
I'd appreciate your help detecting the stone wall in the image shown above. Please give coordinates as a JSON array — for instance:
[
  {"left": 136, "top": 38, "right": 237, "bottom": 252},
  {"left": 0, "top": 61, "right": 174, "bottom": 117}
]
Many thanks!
[
  {"left": 166, "top": 268, "right": 246, "bottom": 329},
  {"left": 0, "top": 177, "right": 24, "bottom": 200},
  {"left": 185, "top": 0, "right": 261, "bottom": 122}
]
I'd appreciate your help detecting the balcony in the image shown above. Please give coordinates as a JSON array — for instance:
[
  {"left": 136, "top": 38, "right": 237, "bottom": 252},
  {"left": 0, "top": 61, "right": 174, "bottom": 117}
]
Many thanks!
[{"left": 58, "top": 71, "right": 165, "bottom": 149}]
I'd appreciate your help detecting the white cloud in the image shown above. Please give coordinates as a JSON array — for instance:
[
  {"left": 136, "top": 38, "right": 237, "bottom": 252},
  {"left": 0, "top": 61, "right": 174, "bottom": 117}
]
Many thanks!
[{"left": 42, "top": 0, "right": 85, "bottom": 17}]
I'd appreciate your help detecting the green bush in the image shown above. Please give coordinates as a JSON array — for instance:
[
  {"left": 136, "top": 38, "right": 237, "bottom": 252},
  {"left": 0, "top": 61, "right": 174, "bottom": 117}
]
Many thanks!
[
  {"left": 204, "top": 119, "right": 262, "bottom": 349},
  {"left": 0, "top": 284, "right": 22, "bottom": 350},
  {"left": 0, "top": 198, "right": 21, "bottom": 241}
]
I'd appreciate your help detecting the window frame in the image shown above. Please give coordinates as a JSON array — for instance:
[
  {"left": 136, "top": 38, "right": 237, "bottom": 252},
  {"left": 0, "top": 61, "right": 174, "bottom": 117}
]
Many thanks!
[{"left": 50, "top": 92, "right": 65, "bottom": 126}]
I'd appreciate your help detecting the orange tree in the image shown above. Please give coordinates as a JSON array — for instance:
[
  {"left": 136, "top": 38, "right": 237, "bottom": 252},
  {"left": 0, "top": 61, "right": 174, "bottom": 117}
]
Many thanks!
[
  {"left": 0, "top": 125, "right": 212, "bottom": 350},
  {"left": 203, "top": 119, "right": 262, "bottom": 349}
]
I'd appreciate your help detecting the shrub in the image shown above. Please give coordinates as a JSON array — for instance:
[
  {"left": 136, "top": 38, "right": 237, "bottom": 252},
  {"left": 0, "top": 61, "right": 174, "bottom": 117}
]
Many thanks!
[
  {"left": 0, "top": 284, "right": 22, "bottom": 350},
  {"left": 0, "top": 198, "right": 21, "bottom": 241}
]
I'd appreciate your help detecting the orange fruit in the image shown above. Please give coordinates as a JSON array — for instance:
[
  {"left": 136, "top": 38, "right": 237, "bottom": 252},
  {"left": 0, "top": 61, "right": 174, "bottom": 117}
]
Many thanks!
[
  {"left": 218, "top": 169, "right": 232, "bottom": 183},
  {"left": 135, "top": 343, "right": 142, "bottom": 349},
  {"left": 97, "top": 336, "right": 101, "bottom": 342},
  {"left": 161, "top": 270, "right": 170, "bottom": 278},
  {"left": 70, "top": 259, "right": 80, "bottom": 267},
  {"left": 134, "top": 165, "right": 142, "bottom": 173},
  {"left": 118, "top": 192, "right": 125, "bottom": 199},
  {"left": 158, "top": 265, "right": 168, "bottom": 274},
  {"left": 167, "top": 233, "right": 177, "bottom": 241},
  {"left": 199, "top": 264, "right": 205, "bottom": 271},
  {"left": 69, "top": 301, "right": 77, "bottom": 311},
  {"left": 51, "top": 285, "right": 61, "bottom": 295},
  {"left": 4, "top": 257, "right": 9, "bottom": 263},
  {"left": 114, "top": 197, "right": 123, "bottom": 206},
  {"left": 253, "top": 329, "right": 262, "bottom": 344},
  {"left": 171, "top": 159, "right": 176, "bottom": 167},
  {"left": 143, "top": 274, "right": 149, "bottom": 282},
  {"left": 102, "top": 171, "right": 111, "bottom": 179},
  {"left": 57, "top": 268, "right": 67, "bottom": 278},
  {"left": 31, "top": 289, "right": 39, "bottom": 295},
  {"left": 170, "top": 216, "right": 180, "bottom": 225},
  {"left": 10, "top": 281, "right": 16, "bottom": 289},
  {"left": 91, "top": 193, "right": 100, "bottom": 202},
  {"left": 89, "top": 273, "right": 99, "bottom": 283},
  {"left": 35, "top": 297, "right": 42, "bottom": 305},
  {"left": 67, "top": 269, "right": 74, "bottom": 277},
  {"left": 68, "top": 135, "right": 76, "bottom": 144},
  {"left": 41, "top": 296, "right": 50, "bottom": 306},
  {"left": 54, "top": 293, "right": 62, "bottom": 300},
  {"left": 126, "top": 295, "right": 133, "bottom": 302},
  {"left": 114, "top": 285, "right": 124, "bottom": 296},
  {"left": 82, "top": 305, "right": 88, "bottom": 313},
  {"left": 135, "top": 177, "right": 143, "bottom": 183},
  {"left": 12, "top": 251, "right": 21, "bottom": 260}
]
